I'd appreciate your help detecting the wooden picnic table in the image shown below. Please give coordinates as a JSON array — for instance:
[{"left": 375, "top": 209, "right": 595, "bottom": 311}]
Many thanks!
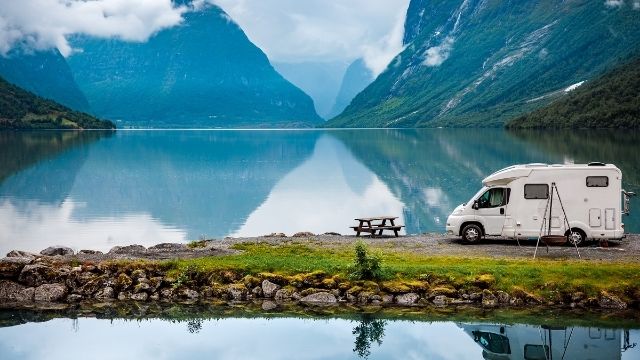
[{"left": 351, "top": 216, "right": 404, "bottom": 237}]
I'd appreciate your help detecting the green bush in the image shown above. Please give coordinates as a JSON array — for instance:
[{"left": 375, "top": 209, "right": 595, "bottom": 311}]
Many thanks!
[{"left": 349, "top": 240, "right": 383, "bottom": 280}]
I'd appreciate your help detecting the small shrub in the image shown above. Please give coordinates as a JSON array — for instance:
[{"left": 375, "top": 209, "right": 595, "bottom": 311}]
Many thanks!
[{"left": 349, "top": 240, "right": 383, "bottom": 280}]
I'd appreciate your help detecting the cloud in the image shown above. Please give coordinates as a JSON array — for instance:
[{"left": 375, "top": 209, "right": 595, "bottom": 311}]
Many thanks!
[
  {"left": 423, "top": 37, "right": 455, "bottom": 67},
  {"left": 635, "top": 0, "right": 640, "bottom": 9},
  {"left": 211, "top": 0, "right": 410, "bottom": 75},
  {"left": 604, "top": 0, "right": 625, "bottom": 7},
  {"left": 0, "top": 0, "right": 187, "bottom": 56}
]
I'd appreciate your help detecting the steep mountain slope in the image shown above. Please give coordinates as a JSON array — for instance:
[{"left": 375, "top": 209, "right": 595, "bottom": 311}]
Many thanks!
[
  {"left": 327, "top": 0, "right": 640, "bottom": 128},
  {"left": 273, "top": 61, "right": 348, "bottom": 119},
  {"left": 0, "top": 76, "right": 114, "bottom": 130},
  {"left": 507, "top": 56, "right": 640, "bottom": 128},
  {"left": 0, "top": 48, "right": 90, "bottom": 112},
  {"left": 327, "top": 58, "right": 374, "bottom": 119},
  {"left": 67, "top": 3, "right": 321, "bottom": 128}
]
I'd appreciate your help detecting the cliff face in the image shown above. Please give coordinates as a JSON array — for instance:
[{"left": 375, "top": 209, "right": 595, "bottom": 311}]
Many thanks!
[
  {"left": 327, "top": 0, "right": 640, "bottom": 128},
  {"left": 67, "top": 3, "right": 321, "bottom": 128},
  {"left": 0, "top": 48, "right": 90, "bottom": 112}
]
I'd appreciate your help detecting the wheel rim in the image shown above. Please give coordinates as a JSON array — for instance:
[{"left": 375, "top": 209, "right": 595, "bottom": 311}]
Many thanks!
[
  {"left": 569, "top": 231, "right": 583, "bottom": 245},
  {"left": 465, "top": 228, "right": 479, "bottom": 241}
]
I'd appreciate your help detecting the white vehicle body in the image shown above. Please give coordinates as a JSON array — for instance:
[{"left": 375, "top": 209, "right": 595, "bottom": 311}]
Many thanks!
[
  {"left": 446, "top": 163, "right": 631, "bottom": 243},
  {"left": 459, "top": 323, "right": 623, "bottom": 360}
]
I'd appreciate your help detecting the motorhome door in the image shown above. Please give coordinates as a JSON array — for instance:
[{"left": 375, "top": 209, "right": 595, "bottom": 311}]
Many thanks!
[{"left": 474, "top": 187, "right": 509, "bottom": 235}]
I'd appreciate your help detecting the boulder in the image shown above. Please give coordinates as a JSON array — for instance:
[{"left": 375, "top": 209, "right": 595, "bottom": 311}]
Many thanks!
[
  {"left": 94, "top": 286, "right": 115, "bottom": 300},
  {"left": 130, "top": 292, "right": 148, "bottom": 301},
  {"left": 148, "top": 243, "right": 187, "bottom": 251},
  {"left": 66, "top": 294, "right": 83, "bottom": 302},
  {"left": 6, "top": 250, "right": 37, "bottom": 259},
  {"left": 108, "top": 245, "right": 146, "bottom": 255},
  {"left": 115, "top": 273, "right": 133, "bottom": 290},
  {"left": 396, "top": 293, "right": 420, "bottom": 305},
  {"left": 496, "top": 291, "right": 510, "bottom": 304},
  {"left": 274, "top": 287, "right": 296, "bottom": 301},
  {"left": 134, "top": 282, "right": 151, "bottom": 294},
  {"left": 118, "top": 291, "right": 132, "bottom": 300},
  {"left": 382, "top": 294, "right": 394, "bottom": 304},
  {"left": 78, "top": 250, "right": 103, "bottom": 255},
  {"left": 130, "top": 269, "right": 147, "bottom": 281},
  {"left": 473, "top": 274, "right": 496, "bottom": 289},
  {"left": 227, "top": 284, "right": 247, "bottom": 301},
  {"left": 263, "top": 233, "right": 286, "bottom": 238},
  {"left": 300, "top": 292, "right": 337, "bottom": 304},
  {"left": 482, "top": 290, "right": 498, "bottom": 307},
  {"left": 262, "top": 280, "right": 281, "bottom": 298},
  {"left": 34, "top": 283, "right": 67, "bottom": 302},
  {"left": 252, "top": 286, "right": 263, "bottom": 298},
  {"left": 178, "top": 288, "right": 199, "bottom": 300},
  {"left": 0, "top": 257, "right": 32, "bottom": 279},
  {"left": 598, "top": 292, "right": 627, "bottom": 309},
  {"left": 0, "top": 280, "right": 34, "bottom": 301},
  {"left": 292, "top": 232, "right": 315, "bottom": 238},
  {"left": 18, "top": 264, "right": 54, "bottom": 287},
  {"left": 432, "top": 295, "right": 451, "bottom": 306},
  {"left": 40, "top": 246, "right": 74, "bottom": 256}
]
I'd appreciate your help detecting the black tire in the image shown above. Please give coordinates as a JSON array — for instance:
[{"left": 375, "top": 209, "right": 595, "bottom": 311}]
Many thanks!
[
  {"left": 461, "top": 224, "right": 483, "bottom": 244},
  {"left": 566, "top": 228, "right": 587, "bottom": 247}
]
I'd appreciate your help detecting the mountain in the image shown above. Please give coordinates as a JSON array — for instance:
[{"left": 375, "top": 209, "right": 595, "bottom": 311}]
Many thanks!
[
  {"left": 273, "top": 61, "right": 348, "bottom": 119},
  {"left": 326, "top": 0, "right": 640, "bottom": 128},
  {"left": 507, "top": 56, "right": 640, "bottom": 129},
  {"left": 327, "top": 58, "right": 374, "bottom": 119},
  {"left": 0, "top": 48, "right": 90, "bottom": 112},
  {"left": 67, "top": 2, "right": 321, "bottom": 128},
  {"left": 0, "top": 76, "right": 114, "bottom": 130}
]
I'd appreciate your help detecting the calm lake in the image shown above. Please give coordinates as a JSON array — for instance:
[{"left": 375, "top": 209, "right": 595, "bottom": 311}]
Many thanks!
[
  {"left": 0, "top": 129, "right": 638, "bottom": 254},
  {"left": 0, "top": 308, "right": 639, "bottom": 360}
]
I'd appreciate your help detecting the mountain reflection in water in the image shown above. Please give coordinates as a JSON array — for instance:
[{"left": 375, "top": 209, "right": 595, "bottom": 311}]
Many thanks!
[{"left": 0, "top": 129, "right": 638, "bottom": 254}]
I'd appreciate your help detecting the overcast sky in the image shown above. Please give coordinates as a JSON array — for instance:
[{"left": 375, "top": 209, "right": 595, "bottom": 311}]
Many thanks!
[{"left": 0, "top": 0, "right": 409, "bottom": 75}]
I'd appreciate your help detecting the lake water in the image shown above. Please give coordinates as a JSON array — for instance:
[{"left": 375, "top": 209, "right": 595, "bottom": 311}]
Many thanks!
[
  {"left": 0, "top": 308, "right": 638, "bottom": 359},
  {"left": 0, "top": 129, "right": 638, "bottom": 254}
]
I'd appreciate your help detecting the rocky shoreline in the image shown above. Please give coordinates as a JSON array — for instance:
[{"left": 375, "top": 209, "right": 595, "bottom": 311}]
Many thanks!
[{"left": 0, "top": 244, "right": 634, "bottom": 311}]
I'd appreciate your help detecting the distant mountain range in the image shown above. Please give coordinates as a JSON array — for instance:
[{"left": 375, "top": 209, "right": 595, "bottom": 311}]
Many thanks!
[
  {"left": 0, "top": 48, "right": 90, "bottom": 112},
  {"left": 507, "top": 56, "right": 640, "bottom": 128},
  {"left": 328, "top": 58, "right": 374, "bottom": 119},
  {"left": 327, "top": 0, "right": 640, "bottom": 128},
  {"left": 0, "top": 76, "right": 114, "bottom": 130},
  {"left": 66, "top": 2, "right": 321, "bottom": 128}
]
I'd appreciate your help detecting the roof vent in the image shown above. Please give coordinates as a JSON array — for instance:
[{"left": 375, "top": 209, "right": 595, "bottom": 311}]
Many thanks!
[{"left": 588, "top": 162, "right": 606, "bottom": 166}]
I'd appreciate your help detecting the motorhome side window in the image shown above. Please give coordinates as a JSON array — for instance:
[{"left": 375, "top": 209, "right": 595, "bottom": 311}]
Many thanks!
[
  {"left": 586, "top": 176, "right": 608, "bottom": 187},
  {"left": 524, "top": 184, "right": 548, "bottom": 199},
  {"left": 477, "top": 188, "right": 508, "bottom": 208}
]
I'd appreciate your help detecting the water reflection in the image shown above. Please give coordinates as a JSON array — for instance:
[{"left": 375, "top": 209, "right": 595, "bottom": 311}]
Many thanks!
[
  {"left": 0, "top": 310, "right": 638, "bottom": 360},
  {"left": 0, "top": 129, "right": 638, "bottom": 254}
]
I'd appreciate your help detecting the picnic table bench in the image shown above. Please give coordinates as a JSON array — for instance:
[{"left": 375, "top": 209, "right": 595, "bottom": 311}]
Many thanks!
[{"left": 351, "top": 216, "right": 404, "bottom": 237}]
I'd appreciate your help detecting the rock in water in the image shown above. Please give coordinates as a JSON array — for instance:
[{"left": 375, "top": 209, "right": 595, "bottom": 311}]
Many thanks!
[
  {"left": 261, "top": 280, "right": 281, "bottom": 298},
  {"left": 300, "top": 292, "right": 337, "bottom": 304},
  {"left": 396, "top": 293, "right": 419, "bottom": 305},
  {"left": 40, "top": 246, "right": 74, "bottom": 256}
]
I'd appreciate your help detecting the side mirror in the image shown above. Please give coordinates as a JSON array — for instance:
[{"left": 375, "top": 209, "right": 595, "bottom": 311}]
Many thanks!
[{"left": 472, "top": 201, "right": 479, "bottom": 210}]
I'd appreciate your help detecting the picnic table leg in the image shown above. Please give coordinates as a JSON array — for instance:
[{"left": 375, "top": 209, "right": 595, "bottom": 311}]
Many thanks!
[
  {"left": 390, "top": 219, "right": 399, "bottom": 237},
  {"left": 378, "top": 219, "right": 387, "bottom": 236},
  {"left": 366, "top": 220, "right": 375, "bottom": 238}
]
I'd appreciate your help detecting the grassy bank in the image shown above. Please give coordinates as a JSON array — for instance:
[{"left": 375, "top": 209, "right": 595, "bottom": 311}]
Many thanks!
[{"left": 150, "top": 242, "right": 640, "bottom": 303}]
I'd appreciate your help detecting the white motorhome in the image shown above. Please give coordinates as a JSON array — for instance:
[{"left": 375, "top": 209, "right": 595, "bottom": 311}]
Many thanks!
[{"left": 446, "top": 163, "right": 634, "bottom": 245}]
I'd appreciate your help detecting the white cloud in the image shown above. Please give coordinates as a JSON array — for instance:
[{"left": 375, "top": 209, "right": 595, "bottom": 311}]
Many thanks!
[
  {"left": 0, "top": 0, "right": 187, "bottom": 56},
  {"left": 634, "top": 0, "right": 640, "bottom": 9},
  {"left": 604, "top": 0, "right": 625, "bottom": 7},
  {"left": 212, "top": 0, "right": 410, "bottom": 75},
  {"left": 423, "top": 37, "right": 455, "bottom": 67}
]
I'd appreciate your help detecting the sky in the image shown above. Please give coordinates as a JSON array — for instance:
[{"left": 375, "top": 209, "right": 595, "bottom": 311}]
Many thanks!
[{"left": 0, "top": 0, "right": 409, "bottom": 75}]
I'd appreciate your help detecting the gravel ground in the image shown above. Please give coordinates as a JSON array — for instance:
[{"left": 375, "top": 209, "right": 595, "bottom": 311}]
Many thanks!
[{"left": 22, "top": 233, "right": 639, "bottom": 263}]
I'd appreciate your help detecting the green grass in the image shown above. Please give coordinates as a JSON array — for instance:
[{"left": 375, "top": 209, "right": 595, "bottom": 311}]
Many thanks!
[{"left": 158, "top": 242, "right": 640, "bottom": 301}]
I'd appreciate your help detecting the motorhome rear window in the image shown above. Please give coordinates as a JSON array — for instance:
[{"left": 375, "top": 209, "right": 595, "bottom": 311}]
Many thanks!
[
  {"left": 586, "top": 176, "right": 608, "bottom": 187},
  {"left": 524, "top": 184, "right": 548, "bottom": 199}
]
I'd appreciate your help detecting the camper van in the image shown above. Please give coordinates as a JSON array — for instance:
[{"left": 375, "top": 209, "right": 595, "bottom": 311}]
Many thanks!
[{"left": 445, "top": 163, "right": 634, "bottom": 245}]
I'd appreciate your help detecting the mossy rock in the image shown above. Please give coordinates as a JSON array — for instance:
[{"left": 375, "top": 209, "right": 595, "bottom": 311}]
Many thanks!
[
  {"left": 321, "top": 278, "right": 337, "bottom": 289},
  {"left": 219, "top": 270, "right": 242, "bottom": 284},
  {"left": 242, "top": 275, "right": 261, "bottom": 288},
  {"left": 429, "top": 286, "right": 458, "bottom": 298},
  {"left": 257, "top": 272, "right": 287, "bottom": 285},
  {"left": 381, "top": 281, "right": 411, "bottom": 294},
  {"left": 299, "top": 288, "right": 322, "bottom": 297},
  {"left": 473, "top": 274, "right": 496, "bottom": 289},
  {"left": 346, "top": 286, "right": 363, "bottom": 295},
  {"left": 511, "top": 286, "right": 543, "bottom": 304}
]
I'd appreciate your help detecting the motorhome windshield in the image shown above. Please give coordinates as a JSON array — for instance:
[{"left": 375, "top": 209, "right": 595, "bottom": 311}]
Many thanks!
[{"left": 469, "top": 187, "right": 488, "bottom": 203}]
